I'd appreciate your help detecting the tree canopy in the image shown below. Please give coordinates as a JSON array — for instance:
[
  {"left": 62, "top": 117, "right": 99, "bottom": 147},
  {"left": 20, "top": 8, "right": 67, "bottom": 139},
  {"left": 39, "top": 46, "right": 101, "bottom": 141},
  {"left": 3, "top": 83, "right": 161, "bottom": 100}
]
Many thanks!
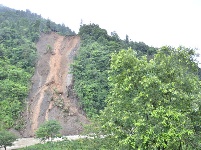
[
  {"left": 100, "top": 47, "right": 201, "bottom": 149},
  {"left": 72, "top": 24, "right": 157, "bottom": 117},
  {"left": 35, "top": 120, "right": 62, "bottom": 142},
  {"left": 0, "top": 130, "right": 17, "bottom": 150}
]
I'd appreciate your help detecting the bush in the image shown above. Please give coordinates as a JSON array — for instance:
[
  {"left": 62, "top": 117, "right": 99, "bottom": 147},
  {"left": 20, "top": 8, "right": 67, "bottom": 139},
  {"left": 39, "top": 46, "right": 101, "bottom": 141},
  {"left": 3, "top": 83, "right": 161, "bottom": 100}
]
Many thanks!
[
  {"left": 0, "top": 130, "right": 17, "bottom": 150},
  {"left": 35, "top": 120, "right": 62, "bottom": 142}
]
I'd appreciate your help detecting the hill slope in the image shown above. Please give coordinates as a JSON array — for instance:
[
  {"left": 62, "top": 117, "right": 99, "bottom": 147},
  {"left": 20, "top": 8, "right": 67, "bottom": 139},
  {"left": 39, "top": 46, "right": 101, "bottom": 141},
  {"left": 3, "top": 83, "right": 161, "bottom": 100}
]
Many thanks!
[
  {"left": 0, "top": 5, "right": 77, "bottom": 130},
  {"left": 23, "top": 32, "right": 88, "bottom": 137}
]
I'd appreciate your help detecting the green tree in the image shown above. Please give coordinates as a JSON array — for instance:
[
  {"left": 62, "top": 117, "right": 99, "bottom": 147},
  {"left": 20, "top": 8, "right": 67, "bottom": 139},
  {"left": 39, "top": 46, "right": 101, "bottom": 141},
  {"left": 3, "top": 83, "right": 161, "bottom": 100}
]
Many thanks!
[
  {"left": 35, "top": 120, "right": 62, "bottom": 142},
  {"left": 100, "top": 47, "right": 201, "bottom": 149},
  {"left": 73, "top": 24, "right": 157, "bottom": 118},
  {"left": 72, "top": 42, "right": 110, "bottom": 116},
  {"left": 125, "top": 34, "right": 129, "bottom": 44},
  {"left": 0, "top": 130, "right": 17, "bottom": 150}
]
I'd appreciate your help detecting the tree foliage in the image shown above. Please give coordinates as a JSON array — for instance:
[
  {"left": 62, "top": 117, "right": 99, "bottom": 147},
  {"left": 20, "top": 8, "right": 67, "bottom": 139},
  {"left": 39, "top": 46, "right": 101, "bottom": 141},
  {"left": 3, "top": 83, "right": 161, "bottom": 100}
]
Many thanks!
[
  {"left": 35, "top": 120, "right": 62, "bottom": 142},
  {"left": 100, "top": 47, "right": 201, "bottom": 149},
  {"left": 72, "top": 42, "right": 110, "bottom": 116},
  {"left": 0, "top": 130, "right": 17, "bottom": 150},
  {"left": 72, "top": 24, "right": 157, "bottom": 117}
]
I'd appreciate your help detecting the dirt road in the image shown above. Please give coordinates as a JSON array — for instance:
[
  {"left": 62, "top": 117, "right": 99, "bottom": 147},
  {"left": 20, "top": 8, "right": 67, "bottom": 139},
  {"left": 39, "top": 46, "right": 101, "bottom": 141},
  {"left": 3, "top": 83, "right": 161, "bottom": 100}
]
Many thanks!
[{"left": 0, "top": 135, "right": 89, "bottom": 150}]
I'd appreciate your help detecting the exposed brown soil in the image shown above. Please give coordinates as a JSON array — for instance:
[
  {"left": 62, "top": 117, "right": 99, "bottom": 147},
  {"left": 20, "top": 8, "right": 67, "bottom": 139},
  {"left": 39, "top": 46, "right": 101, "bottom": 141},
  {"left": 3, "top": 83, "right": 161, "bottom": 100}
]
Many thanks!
[{"left": 22, "top": 32, "right": 89, "bottom": 137}]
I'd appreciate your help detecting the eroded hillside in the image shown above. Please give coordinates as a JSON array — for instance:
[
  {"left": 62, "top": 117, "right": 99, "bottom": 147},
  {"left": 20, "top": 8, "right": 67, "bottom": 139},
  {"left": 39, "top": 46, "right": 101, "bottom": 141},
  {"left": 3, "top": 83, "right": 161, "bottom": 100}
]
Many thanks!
[{"left": 23, "top": 32, "right": 88, "bottom": 137}]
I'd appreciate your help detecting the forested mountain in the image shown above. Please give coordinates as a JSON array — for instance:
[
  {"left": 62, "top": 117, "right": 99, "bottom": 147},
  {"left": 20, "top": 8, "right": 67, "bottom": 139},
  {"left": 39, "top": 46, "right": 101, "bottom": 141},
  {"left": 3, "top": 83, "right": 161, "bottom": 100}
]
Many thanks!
[
  {"left": 1, "top": 4, "right": 201, "bottom": 150},
  {"left": 0, "top": 4, "right": 158, "bottom": 129},
  {"left": 0, "top": 5, "right": 75, "bottom": 129},
  {"left": 72, "top": 24, "right": 201, "bottom": 149},
  {"left": 72, "top": 24, "right": 158, "bottom": 117}
]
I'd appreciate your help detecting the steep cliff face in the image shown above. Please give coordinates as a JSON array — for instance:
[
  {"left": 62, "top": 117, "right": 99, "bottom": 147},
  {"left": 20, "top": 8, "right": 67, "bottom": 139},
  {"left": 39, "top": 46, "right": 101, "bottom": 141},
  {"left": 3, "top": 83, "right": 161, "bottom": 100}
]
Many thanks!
[{"left": 23, "top": 32, "right": 88, "bottom": 137}]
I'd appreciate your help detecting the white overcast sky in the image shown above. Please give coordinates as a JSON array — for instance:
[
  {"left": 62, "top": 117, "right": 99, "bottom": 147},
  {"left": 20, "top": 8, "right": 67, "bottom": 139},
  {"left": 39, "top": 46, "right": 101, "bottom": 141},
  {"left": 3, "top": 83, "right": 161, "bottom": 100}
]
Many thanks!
[{"left": 0, "top": 0, "right": 201, "bottom": 63}]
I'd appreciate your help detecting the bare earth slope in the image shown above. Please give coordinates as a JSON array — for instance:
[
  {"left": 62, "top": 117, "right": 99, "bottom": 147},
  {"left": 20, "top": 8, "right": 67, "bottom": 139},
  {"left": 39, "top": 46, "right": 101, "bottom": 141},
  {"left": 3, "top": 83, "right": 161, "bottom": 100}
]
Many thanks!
[{"left": 23, "top": 32, "right": 88, "bottom": 137}]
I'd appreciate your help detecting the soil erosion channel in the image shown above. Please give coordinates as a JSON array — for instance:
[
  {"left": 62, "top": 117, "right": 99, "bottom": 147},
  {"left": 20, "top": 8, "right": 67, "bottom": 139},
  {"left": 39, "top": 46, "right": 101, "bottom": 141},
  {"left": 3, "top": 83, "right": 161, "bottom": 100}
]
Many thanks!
[{"left": 23, "top": 32, "right": 88, "bottom": 137}]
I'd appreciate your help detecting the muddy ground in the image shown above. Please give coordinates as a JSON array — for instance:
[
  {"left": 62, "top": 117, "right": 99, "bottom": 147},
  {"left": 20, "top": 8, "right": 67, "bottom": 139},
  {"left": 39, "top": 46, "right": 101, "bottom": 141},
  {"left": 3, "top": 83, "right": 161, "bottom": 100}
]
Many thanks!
[{"left": 21, "top": 32, "right": 89, "bottom": 137}]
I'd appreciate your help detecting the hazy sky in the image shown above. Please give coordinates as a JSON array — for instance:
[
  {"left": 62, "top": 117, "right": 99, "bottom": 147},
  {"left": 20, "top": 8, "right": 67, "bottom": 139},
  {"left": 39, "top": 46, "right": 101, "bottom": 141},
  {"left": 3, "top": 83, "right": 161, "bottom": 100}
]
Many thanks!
[{"left": 0, "top": 0, "right": 201, "bottom": 61}]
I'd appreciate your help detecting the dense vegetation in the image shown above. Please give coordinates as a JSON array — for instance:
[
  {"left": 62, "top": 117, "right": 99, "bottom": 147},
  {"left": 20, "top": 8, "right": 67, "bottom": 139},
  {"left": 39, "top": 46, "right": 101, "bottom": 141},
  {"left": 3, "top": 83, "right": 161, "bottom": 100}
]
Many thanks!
[
  {"left": 72, "top": 24, "right": 201, "bottom": 149},
  {"left": 1, "top": 5, "right": 201, "bottom": 150},
  {"left": 0, "top": 5, "right": 75, "bottom": 129},
  {"left": 100, "top": 47, "right": 201, "bottom": 149},
  {"left": 72, "top": 23, "right": 157, "bottom": 117}
]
